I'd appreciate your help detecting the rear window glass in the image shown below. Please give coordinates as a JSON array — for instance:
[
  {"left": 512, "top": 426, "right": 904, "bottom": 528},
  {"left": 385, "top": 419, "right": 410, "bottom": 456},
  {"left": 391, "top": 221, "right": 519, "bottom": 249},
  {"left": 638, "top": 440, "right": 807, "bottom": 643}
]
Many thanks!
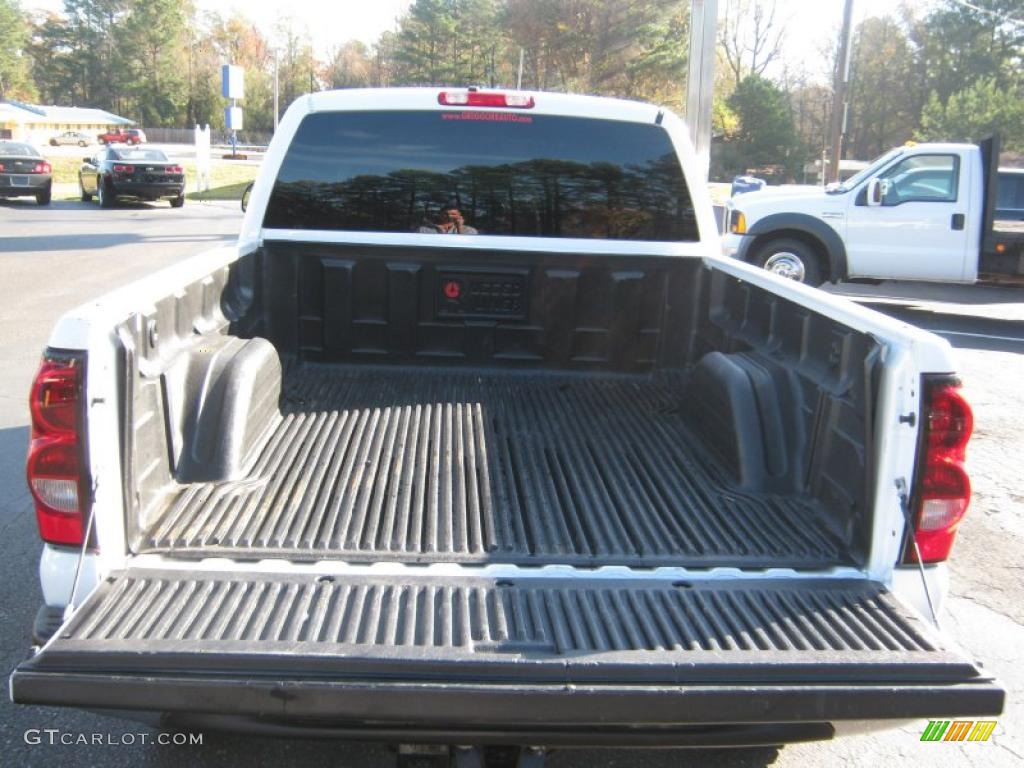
[
  {"left": 0, "top": 142, "right": 41, "bottom": 157},
  {"left": 112, "top": 148, "right": 167, "bottom": 161},
  {"left": 263, "top": 110, "right": 699, "bottom": 241}
]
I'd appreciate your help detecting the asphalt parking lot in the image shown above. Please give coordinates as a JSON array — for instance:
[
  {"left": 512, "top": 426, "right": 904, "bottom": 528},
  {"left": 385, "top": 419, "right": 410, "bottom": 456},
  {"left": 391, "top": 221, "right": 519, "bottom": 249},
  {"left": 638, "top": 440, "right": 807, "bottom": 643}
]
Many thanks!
[{"left": 1, "top": 199, "right": 1022, "bottom": 767}]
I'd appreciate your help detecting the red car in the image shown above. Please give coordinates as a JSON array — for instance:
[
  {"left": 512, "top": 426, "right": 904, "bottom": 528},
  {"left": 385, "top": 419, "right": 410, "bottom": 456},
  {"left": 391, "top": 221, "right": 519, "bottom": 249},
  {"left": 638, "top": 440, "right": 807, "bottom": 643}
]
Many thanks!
[{"left": 96, "top": 128, "right": 146, "bottom": 145}]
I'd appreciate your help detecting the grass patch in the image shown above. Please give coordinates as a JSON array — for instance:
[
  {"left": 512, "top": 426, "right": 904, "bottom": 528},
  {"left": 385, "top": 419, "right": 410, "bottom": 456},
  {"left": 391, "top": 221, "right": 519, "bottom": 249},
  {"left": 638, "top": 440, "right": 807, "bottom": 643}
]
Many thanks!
[
  {"left": 186, "top": 180, "right": 252, "bottom": 201},
  {"left": 184, "top": 162, "right": 258, "bottom": 200},
  {"left": 44, "top": 156, "right": 85, "bottom": 184}
]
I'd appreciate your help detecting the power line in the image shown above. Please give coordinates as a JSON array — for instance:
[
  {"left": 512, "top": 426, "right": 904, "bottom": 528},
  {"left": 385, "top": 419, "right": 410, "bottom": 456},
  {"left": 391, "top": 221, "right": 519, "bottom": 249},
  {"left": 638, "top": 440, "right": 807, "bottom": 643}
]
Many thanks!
[{"left": 946, "top": 0, "right": 1024, "bottom": 28}]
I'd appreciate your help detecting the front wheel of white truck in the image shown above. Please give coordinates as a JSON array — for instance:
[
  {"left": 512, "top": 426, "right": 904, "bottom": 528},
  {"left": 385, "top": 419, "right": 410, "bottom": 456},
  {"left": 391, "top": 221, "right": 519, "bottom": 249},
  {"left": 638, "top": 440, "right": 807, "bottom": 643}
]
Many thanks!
[{"left": 752, "top": 237, "right": 825, "bottom": 286}]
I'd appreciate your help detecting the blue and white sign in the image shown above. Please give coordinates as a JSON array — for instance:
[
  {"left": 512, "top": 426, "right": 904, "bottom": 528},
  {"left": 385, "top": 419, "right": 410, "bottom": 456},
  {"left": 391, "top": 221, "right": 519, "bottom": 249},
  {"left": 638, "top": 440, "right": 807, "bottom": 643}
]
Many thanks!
[
  {"left": 225, "top": 106, "right": 244, "bottom": 131},
  {"left": 221, "top": 65, "right": 245, "bottom": 100}
]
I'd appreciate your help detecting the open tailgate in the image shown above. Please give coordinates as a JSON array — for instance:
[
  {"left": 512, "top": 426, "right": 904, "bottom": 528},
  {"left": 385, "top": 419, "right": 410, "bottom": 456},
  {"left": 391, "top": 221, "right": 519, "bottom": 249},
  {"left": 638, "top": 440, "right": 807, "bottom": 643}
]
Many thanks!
[{"left": 11, "top": 569, "right": 1003, "bottom": 739}]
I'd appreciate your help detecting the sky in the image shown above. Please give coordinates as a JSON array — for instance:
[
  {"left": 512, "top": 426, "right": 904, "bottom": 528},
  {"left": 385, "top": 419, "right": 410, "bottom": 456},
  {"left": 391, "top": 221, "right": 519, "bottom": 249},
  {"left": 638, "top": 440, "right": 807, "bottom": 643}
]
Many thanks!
[{"left": 24, "top": 0, "right": 927, "bottom": 75}]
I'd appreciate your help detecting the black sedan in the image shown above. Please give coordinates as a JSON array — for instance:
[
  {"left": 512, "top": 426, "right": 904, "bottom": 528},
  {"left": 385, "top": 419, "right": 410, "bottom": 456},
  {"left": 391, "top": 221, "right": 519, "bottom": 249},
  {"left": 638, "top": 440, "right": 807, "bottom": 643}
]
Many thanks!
[
  {"left": 0, "top": 141, "right": 52, "bottom": 205},
  {"left": 79, "top": 147, "right": 185, "bottom": 208}
]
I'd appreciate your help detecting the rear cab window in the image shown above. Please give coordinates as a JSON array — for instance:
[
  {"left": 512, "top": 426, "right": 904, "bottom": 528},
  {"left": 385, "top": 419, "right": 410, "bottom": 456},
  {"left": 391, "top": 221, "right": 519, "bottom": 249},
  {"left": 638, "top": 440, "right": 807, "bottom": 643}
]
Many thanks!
[
  {"left": 0, "top": 142, "right": 41, "bottom": 158},
  {"left": 263, "top": 110, "right": 699, "bottom": 242},
  {"left": 111, "top": 149, "right": 167, "bottom": 161}
]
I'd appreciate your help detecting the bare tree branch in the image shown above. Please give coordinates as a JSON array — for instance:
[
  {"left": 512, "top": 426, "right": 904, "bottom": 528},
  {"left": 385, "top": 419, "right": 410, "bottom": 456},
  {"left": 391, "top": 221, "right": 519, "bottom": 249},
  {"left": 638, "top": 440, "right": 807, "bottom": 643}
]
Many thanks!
[{"left": 718, "top": 0, "right": 787, "bottom": 87}]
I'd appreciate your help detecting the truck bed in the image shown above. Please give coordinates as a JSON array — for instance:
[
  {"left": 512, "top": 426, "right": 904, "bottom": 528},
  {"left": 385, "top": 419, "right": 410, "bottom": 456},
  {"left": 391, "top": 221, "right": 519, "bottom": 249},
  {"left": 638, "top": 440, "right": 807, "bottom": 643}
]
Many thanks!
[
  {"left": 119, "top": 243, "right": 880, "bottom": 571},
  {"left": 143, "top": 363, "right": 847, "bottom": 568}
]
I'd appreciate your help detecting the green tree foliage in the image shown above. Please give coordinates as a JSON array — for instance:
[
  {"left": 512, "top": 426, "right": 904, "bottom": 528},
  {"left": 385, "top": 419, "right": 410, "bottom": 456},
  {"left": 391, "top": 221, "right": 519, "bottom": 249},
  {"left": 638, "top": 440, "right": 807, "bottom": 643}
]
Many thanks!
[
  {"left": 0, "top": 0, "right": 34, "bottom": 99},
  {"left": 500, "top": 0, "right": 686, "bottom": 104},
  {"left": 907, "top": 0, "right": 1023, "bottom": 108},
  {"left": 274, "top": 16, "right": 318, "bottom": 119},
  {"left": 62, "top": 0, "right": 130, "bottom": 113},
  {"left": 14, "top": 0, "right": 1021, "bottom": 179},
  {"left": 905, "top": 1, "right": 1023, "bottom": 155},
  {"left": 392, "top": 0, "right": 509, "bottom": 86},
  {"left": 716, "top": 74, "right": 802, "bottom": 179},
  {"left": 26, "top": 13, "right": 78, "bottom": 104},
  {"left": 919, "top": 77, "right": 1024, "bottom": 151},
  {"left": 18, "top": 0, "right": 687, "bottom": 134},
  {"left": 847, "top": 16, "right": 919, "bottom": 159},
  {"left": 116, "top": 0, "right": 187, "bottom": 126},
  {"left": 325, "top": 41, "right": 373, "bottom": 89},
  {"left": 588, "top": 0, "right": 688, "bottom": 108}
]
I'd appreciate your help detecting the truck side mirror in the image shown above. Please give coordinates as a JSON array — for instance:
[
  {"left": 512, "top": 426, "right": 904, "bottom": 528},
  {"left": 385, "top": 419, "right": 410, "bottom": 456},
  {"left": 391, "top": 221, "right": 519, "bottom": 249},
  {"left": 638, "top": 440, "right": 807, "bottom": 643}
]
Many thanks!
[{"left": 866, "top": 178, "right": 890, "bottom": 206}]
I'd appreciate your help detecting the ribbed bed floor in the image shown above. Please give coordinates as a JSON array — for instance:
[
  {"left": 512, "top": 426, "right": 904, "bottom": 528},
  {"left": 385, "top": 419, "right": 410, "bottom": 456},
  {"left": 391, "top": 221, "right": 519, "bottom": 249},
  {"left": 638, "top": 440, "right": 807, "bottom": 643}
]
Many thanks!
[{"left": 144, "top": 364, "right": 850, "bottom": 567}]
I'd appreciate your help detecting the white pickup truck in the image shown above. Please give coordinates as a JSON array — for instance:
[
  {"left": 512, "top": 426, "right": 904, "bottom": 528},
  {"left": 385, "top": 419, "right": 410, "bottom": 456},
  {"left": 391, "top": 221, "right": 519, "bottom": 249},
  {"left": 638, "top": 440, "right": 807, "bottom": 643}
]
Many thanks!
[
  {"left": 722, "top": 137, "right": 1024, "bottom": 285},
  {"left": 10, "top": 88, "right": 1003, "bottom": 759}
]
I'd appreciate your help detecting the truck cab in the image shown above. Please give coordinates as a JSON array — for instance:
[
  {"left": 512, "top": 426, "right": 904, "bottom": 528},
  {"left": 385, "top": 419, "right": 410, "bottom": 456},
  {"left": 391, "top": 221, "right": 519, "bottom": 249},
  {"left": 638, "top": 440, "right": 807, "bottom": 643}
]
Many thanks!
[{"left": 722, "top": 138, "right": 1024, "bottom": 285}]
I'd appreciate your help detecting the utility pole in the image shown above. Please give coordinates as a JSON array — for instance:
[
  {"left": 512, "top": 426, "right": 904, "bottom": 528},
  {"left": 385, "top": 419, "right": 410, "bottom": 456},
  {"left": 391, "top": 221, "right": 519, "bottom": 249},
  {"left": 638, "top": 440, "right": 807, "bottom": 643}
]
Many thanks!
[
  {"left": 827, "top": 0, "right": 855, "bottom": 184},
  {"left": 686, "top": 0, "right": 718, "bottom": 182}
]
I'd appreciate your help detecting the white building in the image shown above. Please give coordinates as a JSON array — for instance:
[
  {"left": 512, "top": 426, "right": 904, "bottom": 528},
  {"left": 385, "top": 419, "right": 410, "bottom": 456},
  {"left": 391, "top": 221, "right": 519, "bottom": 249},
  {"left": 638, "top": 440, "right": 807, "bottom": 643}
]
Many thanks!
[{"left": 0, "top": 101, "right": 133, "bottom": 145}]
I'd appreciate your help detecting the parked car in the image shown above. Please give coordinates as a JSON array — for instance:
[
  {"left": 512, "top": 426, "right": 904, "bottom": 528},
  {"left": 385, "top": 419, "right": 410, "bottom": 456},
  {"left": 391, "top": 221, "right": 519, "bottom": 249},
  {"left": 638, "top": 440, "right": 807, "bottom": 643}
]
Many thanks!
[
  {"left": 722, "top": 136, "right": 1024, "bottom": 284},
  {"left": 96, "top": 127, "right": 146, "bottom": 145},
  {"left": 49, "top": 130, "right": 92, "bottom": 147},
  {"left": 0, "top": 140, "right": 52, "bottom": 205},
  {"left": 79, "top": 146, "right": 185, "bottom": 207},
  {"left": 11, "top": 88, "right": 1003, "bottom": 758}
]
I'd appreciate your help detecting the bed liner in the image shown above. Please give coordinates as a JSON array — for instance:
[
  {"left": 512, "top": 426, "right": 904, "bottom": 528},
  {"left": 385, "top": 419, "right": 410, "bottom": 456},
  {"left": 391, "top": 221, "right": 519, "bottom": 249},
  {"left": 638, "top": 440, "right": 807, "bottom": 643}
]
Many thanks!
[{"left": 143, "top": 363, "right": 849, "bottom": 568}]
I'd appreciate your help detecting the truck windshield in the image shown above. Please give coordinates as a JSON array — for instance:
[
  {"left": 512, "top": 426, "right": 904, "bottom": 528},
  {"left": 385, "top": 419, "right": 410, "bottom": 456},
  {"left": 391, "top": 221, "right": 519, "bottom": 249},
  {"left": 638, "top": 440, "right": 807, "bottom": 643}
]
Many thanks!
[
  {"left": 263, "top": 110, "right": 699, "bottom": 241},
  {"left": 829, "top": 148, "right": 904, "bottom": 194}
]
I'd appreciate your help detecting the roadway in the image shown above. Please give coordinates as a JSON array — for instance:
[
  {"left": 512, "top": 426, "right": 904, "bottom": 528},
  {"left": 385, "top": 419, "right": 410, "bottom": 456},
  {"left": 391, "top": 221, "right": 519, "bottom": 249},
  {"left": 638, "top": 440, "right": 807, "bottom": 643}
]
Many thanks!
[{"left": 0, "top": 198, "right": 1021, "bottom": 767}]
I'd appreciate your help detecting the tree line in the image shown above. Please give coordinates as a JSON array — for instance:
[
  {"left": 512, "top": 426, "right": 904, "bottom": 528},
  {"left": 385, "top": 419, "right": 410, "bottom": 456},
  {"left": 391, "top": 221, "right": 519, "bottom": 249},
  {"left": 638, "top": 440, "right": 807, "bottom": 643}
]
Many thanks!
[
  {"left": 714, "top": 0, "right": 1023, "bottom": 180},
  {"left": 1, "top": 0, "right": 1021, "bottom": 178}
]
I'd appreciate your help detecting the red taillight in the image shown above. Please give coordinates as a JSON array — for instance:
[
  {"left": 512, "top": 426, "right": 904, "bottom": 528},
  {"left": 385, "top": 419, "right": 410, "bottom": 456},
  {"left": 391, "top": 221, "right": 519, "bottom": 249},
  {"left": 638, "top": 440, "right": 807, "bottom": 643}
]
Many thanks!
[
  {"left": 904, "top": 378, "right": 973, "bottom": 564},
  {"left": 26, "top": 353, "right": 87, "bottom": 547},
  {"left": 167, "top": 165, "right": 183, "bottom": 174},
  {"left": 33, "top": 161, "right": 52, "bottom": 174},
  {"left": 0, "top": 162, "right": 6, "bottom": 171},
  {"left": 112, "top": 164, "right": 133, "bottom": 173},
  {"left": 31, "top": 359, "right": 81, "bottom": 432},
  {"left": 438, "top": 90, "right": 535, "bottom": 109},
  {"left": 926, "top": 385, "right": 973, "bottom": 454}
]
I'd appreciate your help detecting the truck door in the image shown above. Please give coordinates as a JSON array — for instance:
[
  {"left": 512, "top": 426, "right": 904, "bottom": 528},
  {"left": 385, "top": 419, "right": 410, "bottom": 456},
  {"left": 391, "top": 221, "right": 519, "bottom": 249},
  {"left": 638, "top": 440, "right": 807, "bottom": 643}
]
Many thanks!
[{"left": 845, "top": 152, "right": 971, "bottom": 281}]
